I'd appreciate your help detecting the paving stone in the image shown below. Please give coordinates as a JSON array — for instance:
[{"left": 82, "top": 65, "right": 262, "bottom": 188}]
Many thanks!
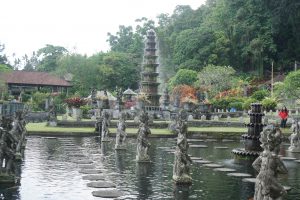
[
  {"left": 227, "top": 173, "right": 252, "bottom": 178},
  {"left": 190, "top": 157, "right": 202, "bottom": 160},
  {"left": 214, "top": 146, "right": 229, "bottom": 149},
  {"left": 222, "top": 139, "right": 235, "bottom": 142},
  {"left": 43, "top": 137, "right": 57, "bottom": 139},
  {"left": 189, "top": 145, "right": 208, "bottom": 148},
  {"left": 82, "top": 175, "right": 105, "bottom": 181},
  {"left": 92, "top": 189, "right": 123, "bottom": 198},
  {"left": 213, "top": 168, "right": 236, "bottom": 172},
  {"left": 67, "top": 153, "right": 86, "bottom": 157},
  {"left": 187, "top": 139, "right": 204, "bottom": 142},
  {"left": 294, "top": 160, "right": 300, "bottom": 163},
  {"left": 79, "top": 169, "right": 102, "bottom": 174},
  {"left": 205, "top": 139, "right": 218, "bottom": 142},
  {"left": 203, "top": 163, "right": 224, "bottom": 168},
  {"left": 87, "top": 181, "right": 116, "bottom": 188}
]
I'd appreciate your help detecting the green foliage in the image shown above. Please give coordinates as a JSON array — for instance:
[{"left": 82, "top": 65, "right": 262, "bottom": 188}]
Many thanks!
[
  {"left": 168, "top": 69, "right": 198, "bottom": 89},
  {"left": 242, "top": 98, "right": 257, "bottom": 110},
  {"left": 27, "top": 92, "right": 49, "bottom": 111},
  {"left": 229, "top": 101, "right": 243, "bottom": 111},
  {"left": 80, "top": 104, "right": 92, "bottom": 117},
  {"left": 281, "top": 70, "right": 300, "bottom": 99},
  {"left": 251, "top": 90, "right": 270, "bottom": 101},
  {"left": 261, "top": 98, "right": 277, "bottom": 112},
  {"left": 198, "top": 65, "right": 236, "bottom": 98},
  {"left": 211, "top": 97, "right": 245, "bottom": 110},
  {"left": 0, "top": 64, "right": 12, "bottom": 72}
]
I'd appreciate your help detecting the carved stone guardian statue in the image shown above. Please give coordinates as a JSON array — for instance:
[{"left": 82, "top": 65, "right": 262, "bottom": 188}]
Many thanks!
[
  {"left": 136, "top": 111, "right": 151, "bottom": 162},
  {"left": 252, "top": 124, "right": 288, "bottom": 200},
  {"left": 173, "top": 110, "right": 192, "bottom": 184},
  {"left": 288, "top": 120, "right": 300, "bottom": 152},
  {"left": 115, "top": 112, "right": 127, "bottom": 150},
  {"left": 101, "top": 111, "right": 110, "bottom": 142}
]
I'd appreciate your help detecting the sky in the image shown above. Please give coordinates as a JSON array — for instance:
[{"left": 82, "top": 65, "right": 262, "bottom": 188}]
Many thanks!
[{"left": 0, "top": 0, "right": 205, "bottom": 62}]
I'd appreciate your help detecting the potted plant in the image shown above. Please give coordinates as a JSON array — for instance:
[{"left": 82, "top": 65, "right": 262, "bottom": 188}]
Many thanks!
[{"left": 64, "top": 97, "right": 87, "bottom": 121}]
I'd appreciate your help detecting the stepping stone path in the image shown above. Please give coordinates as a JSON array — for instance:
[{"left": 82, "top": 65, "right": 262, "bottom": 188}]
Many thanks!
[
  {"left": 203, "top": 163, "right": 224, "bottom": 168},
  {"left": 43, "top": 137, "right": 57, "bottom": 139},
  {"left": 189, "top": 145, "right": 208, "bottom": 148},
  {"left": 82, "top": 175, "right": 105, "bottom": 181},
  {"left": 193, "top": 160, "right": 212, "bottom": 164},
  {"left": 79, "top": 169, "right": 102, "bottom": 174},
  {"left": 92, "top": 189, "right": 123, "bottom": 198},
  {"left": 227, "top": 173, "right": 252, "bottom": 178},
  {"left": 67, "top": 153, "right": 86, "bottom": 157},
  {"left": 213, "top": 168, "right": 236, "bottom": 172},
  {"left": 87, "top": 181, "right": 116, "bottom": 188},
  {"left": 281, "top": 157, "right": 297, "bottom": 161},
  {"left": 214, "top": 146, "right": 229, "bottom": 149},
  {"left": 295, "top": 160, "right": 300, "bottom": 163}
]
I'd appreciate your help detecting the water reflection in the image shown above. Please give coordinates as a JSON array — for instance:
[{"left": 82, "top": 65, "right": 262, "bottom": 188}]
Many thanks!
[
  {"left": 136, "top": 162, "right": 153, "bottom": 200},
  {"left": 173, "top": 184, "right": 190, "bottom": 200}
]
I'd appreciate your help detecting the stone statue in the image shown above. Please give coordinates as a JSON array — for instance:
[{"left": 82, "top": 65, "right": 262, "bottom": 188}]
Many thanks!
[
  {"left": 101, "top": 111, "right": 110, "bottom": 142},
  {"left": 288, "top": 120, "right": 300, "bottom": 152},
  {"left": 136, "top": 111, "right": 151, "bottom": 162},
  {"left": 95, "top": 112, "right": 103, "bottom": 141},
  {"left": 115, "top": 112, "right": 127, "bottom": 150},
  {"left": 173, "top": 110, "right": 192, "bottom": 184},
  {"left": 102, "top": 90, "right": 110, "bottom": 109},
  {"left": 47, "top": 102, "right": 57, "bottom": 126},
  {"left": 10, "top": 111, "right": 26, "bottom": 160},
  {"left": 116, "top": 87, "right": 123, "bottom": 111},
  {"left": 252, "top": 124, "right": 288, "bottom": 200}
]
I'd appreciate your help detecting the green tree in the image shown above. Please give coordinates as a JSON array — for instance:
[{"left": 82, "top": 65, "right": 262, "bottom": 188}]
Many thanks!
[
  {"left": 168, "top": 69, "right": 198, "bottom": 89},
  {"left": 36, "top": 44, "right": 68, "bottom": 72}
]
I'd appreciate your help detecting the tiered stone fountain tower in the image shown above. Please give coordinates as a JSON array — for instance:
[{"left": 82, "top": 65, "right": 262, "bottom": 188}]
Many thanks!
[
  {"left": 232, "top": 103, "right": 265, "bottom": 164},
  {"left": 140, "top": 29, "right": 160, "bottom": 107}
]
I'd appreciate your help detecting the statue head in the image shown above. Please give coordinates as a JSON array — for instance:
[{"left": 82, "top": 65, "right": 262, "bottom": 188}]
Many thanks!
[{"left": 260, "top": 124, "right": 283, "bottom": 152}]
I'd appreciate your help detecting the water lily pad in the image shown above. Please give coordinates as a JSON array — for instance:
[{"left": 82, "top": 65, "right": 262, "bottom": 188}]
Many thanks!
[
  {"left": 92, "top": 189, "right": 123, "bottom": 198},
  {"left": 87, "top": 181, "right": 116, "bottom": 188}
]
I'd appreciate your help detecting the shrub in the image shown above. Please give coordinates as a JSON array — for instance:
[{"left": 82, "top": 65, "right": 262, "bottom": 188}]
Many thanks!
[
  {"left": 64, "top": 97, "right": 87, "bottom": 108},
  {"left": 211, "top": 97, "right": 245, "bottom": 110},
  {"left": 262, "top": 98, "right": 277, "bottom": 112},
  {"left": 243, "top": 98, "right": 257, "bottom": 110},
  {"left": 80, "top": 104, "right": 92, "bottom": 116},
  {"left": 229, "top": 102, "right": 243, "bottom": 111},
  {"left": 251, "top": 90, "right": 269, "bottom": 101}
]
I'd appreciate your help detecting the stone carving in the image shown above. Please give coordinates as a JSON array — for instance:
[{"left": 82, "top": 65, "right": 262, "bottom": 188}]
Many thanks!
[
  {"left": 115, "top": 112, "right": 127, "bottom": 150},
  {"left": 252, "top": 124, "right": 287, "bottom": 200},
  {"left": 95, "top": 113, "right": 103, "bottom": 141},
  {"left": 47, "top": 102, "right": 57, "bottom": 126},
  {"left": 136, "top": 111, "right": 151, "bottom": 162},
  {"left": 101, "top": 111, "right": 110, "bottom": 142},
  {"left": 173, "top": 110, "right": 192, "bottom": 184},
  {"left": 288, "top": 120, "right": 300, "bottom": 152}
]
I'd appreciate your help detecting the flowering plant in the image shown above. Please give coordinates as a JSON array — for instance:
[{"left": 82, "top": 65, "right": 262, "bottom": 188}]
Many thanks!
[
  {"left": 64, "top": 97, "right": 87, "bottom": 108},
  {"left": 136, "top": 93, "right": 151, "bottom": 104}
]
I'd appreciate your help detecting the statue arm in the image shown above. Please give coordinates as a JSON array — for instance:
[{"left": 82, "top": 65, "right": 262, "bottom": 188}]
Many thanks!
[{"left": 252, "top": 156, "right": 262, "bottom": 172}]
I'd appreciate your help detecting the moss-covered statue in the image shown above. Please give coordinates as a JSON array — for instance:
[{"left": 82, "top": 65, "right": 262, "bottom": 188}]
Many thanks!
[
  {"left": 115, "top": 112, "right": 127, "bottom": 150},
  {"left": 173, "top": 110, "right": 192, "bottom": 184},
  {"left": 252, "top": 124, "right": 288, "bottom": 200},
  {"left": 136, "top": 111, "right": 151, "bottom": 162},
  {"left": 101, "top": 111, "right": 110, "bottom": 142}
]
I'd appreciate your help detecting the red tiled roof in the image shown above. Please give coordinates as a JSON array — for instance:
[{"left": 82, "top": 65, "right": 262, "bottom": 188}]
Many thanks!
[{"left": 0, "top": 71, "right": 72, "bottom": 87}]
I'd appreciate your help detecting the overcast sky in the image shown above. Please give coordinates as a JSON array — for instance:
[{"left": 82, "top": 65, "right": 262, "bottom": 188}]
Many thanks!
[{"left": 0, "top": 0, "right": 205, "bottom": 61}]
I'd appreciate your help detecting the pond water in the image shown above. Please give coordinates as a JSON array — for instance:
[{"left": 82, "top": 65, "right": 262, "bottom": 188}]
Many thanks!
[{"left": 1, "top": 136, "right": 300, "bottom": 200}]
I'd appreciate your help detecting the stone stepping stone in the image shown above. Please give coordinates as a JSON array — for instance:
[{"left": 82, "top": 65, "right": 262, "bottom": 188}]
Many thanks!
[
  {"left": 294, "top": 160, "right": 300, "bottom": 163},
  {"left": 74, "top": 160, "right": 93, "bottom": 164},
  {"left": 89, "top": 150, "right": 101, "bottom": 154},
  {"left": 203, "top": 163, "right": 224, "bottom": 168},
  {"left": 227, "top": 173, "right": 252, "bottom": 178},
  {"left": 190, "top": 157, "right": 202, "bottom": 160},
  {"left": 63, "top": 144, "right": 76, "bottom": 146},
  {"left": 187, "top": 139, "right": 204, "bottom": 142},
  {"left": 214, "top": 146, "right": 229, "bottom": 149},
  {"left": 92, "top": 189, "right": 123, "bottom": 198},
  {"left": 79, "top": 169, "right": 102, "bottom": 174},
  {"left": 43, "top": 137, "right": 57, "bottom": 139},
  {"left": 205, "top": 139, "right": 217, "bottom": 142},
  {"left": 82, "top": 175, "right": 105, "bottom": 181},
  {"left": 193, "top": 160, "right": 212, "bottom": 164},
  {"left": 158, "top": 147, "right": 171, "bottom": 149},
  {"left": 213, "top": 168, "right": 236, "bottom": 172},
  {"left": 87, "top": 181, "right": 116, "bottom": 188},
  {"left": 189, "top": 145, "right": 208, "bottom": 148},
  {"left": 281, "top": 157, "right": 297, "bottom": 161},
  {"left": 284, "top": 186, "right": 292, "bottom": 191},
  {"left": 242, "top": 178, "right": 256, "bottom": 183},
  {"left": 67, "top": 153, "right": 86, "bottom": 157},
  {"left": 222, "top": 139, "right": 235, "bottom": 142},
  {"left": 78, "top": 164, "right": 95, "bottom": 169}
]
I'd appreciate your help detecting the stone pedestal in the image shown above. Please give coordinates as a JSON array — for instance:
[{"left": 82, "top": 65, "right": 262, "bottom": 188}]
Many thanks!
[{"left": 72, "top": 107, "right": 82, "bottom": 121}]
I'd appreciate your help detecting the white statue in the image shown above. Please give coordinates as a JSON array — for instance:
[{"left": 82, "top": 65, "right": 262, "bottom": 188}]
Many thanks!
[{"left": 288, "top": 120, "right": 300, "bottom": 152}]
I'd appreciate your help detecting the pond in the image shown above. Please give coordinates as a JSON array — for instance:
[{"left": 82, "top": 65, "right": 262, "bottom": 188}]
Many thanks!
[{"left": 1, "top": 136, "right": 300, "bottom": 200}]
